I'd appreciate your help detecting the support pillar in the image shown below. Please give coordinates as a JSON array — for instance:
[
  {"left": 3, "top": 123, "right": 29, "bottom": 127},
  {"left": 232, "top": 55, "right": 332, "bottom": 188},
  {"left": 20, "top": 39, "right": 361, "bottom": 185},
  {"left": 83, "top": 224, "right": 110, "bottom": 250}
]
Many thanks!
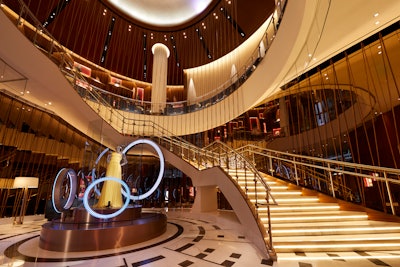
[
  {"left": 151, "top": 43, "right": 170, "bottom": 114},
  {"left": 191, "top": 186, "right": 218, "bottom": 212}
]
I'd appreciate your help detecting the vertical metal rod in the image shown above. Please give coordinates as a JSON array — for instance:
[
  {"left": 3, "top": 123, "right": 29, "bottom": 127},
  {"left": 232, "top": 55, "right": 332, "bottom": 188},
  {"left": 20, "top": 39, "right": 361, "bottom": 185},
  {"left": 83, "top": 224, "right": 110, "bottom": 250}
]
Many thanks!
[
  {"left": 293, "top": 157, "right": 299, "bottom": 186},
  {"left": 266, "top": 190, "right": 273, "bottom": 250},
  {"left": 269, "top": 155, "right": 274, "bottom": 176},
  {"left": 328, "top": 163, "right": 336, "bottom": 198},
  {"left": 384, "top": 171, "right": 396, "bottom": 216}
]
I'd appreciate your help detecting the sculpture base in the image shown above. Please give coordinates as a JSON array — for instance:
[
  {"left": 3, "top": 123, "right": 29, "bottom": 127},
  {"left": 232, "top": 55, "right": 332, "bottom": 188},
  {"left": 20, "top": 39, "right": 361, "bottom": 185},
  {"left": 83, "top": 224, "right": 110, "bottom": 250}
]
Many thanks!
[{"left": 39, "top": 205, "right": 167, "bottom": 252}]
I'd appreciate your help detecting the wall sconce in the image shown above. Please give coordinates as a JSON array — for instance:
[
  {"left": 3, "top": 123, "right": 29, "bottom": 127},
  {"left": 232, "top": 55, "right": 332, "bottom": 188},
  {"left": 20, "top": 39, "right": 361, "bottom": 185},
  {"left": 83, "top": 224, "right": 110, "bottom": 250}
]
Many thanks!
[{"left": 13, "top": 177, "right": 39, "bottom": 224}]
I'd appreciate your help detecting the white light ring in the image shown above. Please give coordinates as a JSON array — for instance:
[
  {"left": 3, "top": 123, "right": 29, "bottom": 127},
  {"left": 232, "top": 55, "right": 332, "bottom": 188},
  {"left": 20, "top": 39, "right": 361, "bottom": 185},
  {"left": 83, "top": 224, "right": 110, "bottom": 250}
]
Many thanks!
[
  {"left": 122, "top": 139, "right": 165, "bottom": 201},
  {"left": 52, "top": 168, "right": 77, "bottom": 213},
  {"left": 83, "top": 176, "right": 130, "bottom": 220}
]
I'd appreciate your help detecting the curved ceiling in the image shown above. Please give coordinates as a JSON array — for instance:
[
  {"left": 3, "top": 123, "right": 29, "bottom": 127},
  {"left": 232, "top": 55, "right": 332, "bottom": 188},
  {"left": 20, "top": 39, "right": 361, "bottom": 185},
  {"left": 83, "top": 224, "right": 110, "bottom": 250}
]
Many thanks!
[{"left": 106, "top": 0, "right": 213, "bottom": 27}]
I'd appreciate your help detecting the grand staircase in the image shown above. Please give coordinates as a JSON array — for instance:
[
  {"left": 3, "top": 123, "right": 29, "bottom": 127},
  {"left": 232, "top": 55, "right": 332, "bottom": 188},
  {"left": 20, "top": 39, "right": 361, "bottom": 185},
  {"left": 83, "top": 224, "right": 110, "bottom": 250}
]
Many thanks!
[{"left": 226, "top": 169, "right": 400, "bottom": 255}]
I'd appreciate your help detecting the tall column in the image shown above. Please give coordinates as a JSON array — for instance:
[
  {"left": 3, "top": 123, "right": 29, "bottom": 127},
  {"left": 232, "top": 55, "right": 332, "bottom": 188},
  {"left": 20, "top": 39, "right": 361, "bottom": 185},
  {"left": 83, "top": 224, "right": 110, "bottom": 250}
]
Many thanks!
[{"left": 151, "top": 43, "right": 170, "bottom": 114}]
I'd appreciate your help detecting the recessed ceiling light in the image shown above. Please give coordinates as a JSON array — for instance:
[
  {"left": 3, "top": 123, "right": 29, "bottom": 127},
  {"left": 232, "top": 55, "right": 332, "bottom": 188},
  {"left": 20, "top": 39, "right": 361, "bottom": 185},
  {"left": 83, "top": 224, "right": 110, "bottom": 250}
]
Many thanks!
[{"left": 374, "top": 12, "right": 379, "bottom": 17}]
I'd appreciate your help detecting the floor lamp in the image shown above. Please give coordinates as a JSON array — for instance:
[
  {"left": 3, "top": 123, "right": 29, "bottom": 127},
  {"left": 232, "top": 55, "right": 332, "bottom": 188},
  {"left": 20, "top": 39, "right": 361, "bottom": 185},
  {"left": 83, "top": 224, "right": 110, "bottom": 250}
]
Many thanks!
[{"left": 13, "top": 177, "right": 39, "bottom": 224}]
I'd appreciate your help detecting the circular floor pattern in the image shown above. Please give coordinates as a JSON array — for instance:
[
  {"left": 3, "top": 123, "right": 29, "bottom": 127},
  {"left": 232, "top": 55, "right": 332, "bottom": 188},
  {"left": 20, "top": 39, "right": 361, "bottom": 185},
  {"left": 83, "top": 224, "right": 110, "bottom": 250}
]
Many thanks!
[{"left": 3, "top": 222, "right": 183, "bottom": 263}]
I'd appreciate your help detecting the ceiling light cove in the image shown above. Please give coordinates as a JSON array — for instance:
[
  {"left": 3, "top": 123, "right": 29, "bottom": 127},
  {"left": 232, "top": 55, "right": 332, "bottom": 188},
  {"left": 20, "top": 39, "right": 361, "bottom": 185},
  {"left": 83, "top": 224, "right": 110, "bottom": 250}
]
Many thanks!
[{"left": 106, "top": 0, "right": 213, "bottom": 27}]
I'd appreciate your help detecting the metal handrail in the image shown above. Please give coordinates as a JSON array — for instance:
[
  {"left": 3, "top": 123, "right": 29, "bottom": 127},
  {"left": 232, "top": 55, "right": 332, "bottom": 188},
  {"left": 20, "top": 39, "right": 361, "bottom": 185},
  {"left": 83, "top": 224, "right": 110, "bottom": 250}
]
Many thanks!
[
  {"left": 154, "top": 136, "right": 277, "bottom": 254},
  {"left": 237, "top": 144, "right": 400, "bottom": 216}
]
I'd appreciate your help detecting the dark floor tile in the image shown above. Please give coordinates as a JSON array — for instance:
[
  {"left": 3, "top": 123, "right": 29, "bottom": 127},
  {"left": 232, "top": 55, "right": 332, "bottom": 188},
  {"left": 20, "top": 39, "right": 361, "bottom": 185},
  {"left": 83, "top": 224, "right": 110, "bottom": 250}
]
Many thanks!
[
  {"left": 355, "top": 251, "right": 390, "bottom": 266},
  {"left": 175, "top": 243, "right": 194, "bottom": 252},
  {"left": 179, "top": 260, "right": 194, "bottom": 267},
  {"left": 198, "top": 226, "right": 205, "bottom": 235},
  {"left": 230, "top": 253, "right": 241, "bottom": 259},
  {"left": 132, "top": 255, "right": 165, "bottom": 267},
  {"left": 193, "top": 235, "right": 203, "bottom": 242},
  {"left": 195, "top": 253, "right": 207, "bottom": 259},
  {"left": 221, "top": 260, "right": 235, "bottom": 267},
  {"left": 261, "top": 258, "right": 274, "bottom": 266},
  {"left": 327, "top": 253, "right": 346, "bottom": 262}
]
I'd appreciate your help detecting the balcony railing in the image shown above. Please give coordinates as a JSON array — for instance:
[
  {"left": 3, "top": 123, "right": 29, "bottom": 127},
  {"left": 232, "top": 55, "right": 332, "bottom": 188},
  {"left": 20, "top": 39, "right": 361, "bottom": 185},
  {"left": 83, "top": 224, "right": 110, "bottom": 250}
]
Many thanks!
[{"left": 1, "top": 0, "right": 287, "bottom": 117}]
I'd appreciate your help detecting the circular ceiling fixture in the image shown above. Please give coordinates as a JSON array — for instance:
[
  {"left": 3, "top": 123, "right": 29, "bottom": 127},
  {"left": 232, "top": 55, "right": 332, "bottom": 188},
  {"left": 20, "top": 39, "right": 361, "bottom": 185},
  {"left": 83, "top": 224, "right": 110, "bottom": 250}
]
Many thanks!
[{"left": 106, "top": 0, "right": 213, "bottom": 27}]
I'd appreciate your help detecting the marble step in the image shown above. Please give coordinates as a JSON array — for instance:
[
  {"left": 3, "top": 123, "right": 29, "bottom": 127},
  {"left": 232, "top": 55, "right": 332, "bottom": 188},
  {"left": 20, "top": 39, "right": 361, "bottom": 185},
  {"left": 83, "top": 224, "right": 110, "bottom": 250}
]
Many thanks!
[
  {"left": 271, "top": 223, "right": 400, "bottom": 236},
  {"left": 260, "top": 211, "right": 368, "bottom": 223},
  {"left": 273, "top": 238, "right": 400, "bottom": 252}
]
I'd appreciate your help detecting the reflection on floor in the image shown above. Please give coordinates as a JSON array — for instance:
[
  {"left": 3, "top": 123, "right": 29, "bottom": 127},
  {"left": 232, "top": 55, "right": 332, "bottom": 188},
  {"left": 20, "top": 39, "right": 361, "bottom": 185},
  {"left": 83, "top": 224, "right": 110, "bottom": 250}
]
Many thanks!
[{"left": 0, "top": 209, "right": 400, "bottom": 267}]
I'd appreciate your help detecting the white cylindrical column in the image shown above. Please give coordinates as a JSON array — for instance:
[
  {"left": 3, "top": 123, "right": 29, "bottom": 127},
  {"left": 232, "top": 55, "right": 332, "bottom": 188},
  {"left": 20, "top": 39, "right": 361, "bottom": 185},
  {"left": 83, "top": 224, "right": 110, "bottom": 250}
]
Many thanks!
[{"left": 151, "top": 43, "right": 170, "bottom": 114}]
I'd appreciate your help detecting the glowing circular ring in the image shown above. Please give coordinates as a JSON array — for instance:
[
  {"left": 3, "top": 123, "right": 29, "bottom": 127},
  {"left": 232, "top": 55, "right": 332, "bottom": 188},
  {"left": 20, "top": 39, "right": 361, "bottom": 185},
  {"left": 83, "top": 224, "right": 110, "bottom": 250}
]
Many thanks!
[
  {"left": 83, "top": 176, "right": 130, "bottom": 219},
  {"left": 122, "top": 139, "right": 165, "bottom": 201},
  {"left": 52, "top": 168, "right": 78, "bottom": 213}
]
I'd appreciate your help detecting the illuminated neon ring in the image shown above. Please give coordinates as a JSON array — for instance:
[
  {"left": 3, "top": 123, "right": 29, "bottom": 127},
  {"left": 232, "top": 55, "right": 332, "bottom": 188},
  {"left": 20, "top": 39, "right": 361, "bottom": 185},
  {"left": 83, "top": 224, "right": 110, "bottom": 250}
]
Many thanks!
[
  {"left": 83, "top": 176, "right": 130, "bottom": 219},
  {"left": 52, "top": 168, "right": 78, "bottom": 213},
  {"left": 122, "top": 139, "right": 165, "bottom": 201}
]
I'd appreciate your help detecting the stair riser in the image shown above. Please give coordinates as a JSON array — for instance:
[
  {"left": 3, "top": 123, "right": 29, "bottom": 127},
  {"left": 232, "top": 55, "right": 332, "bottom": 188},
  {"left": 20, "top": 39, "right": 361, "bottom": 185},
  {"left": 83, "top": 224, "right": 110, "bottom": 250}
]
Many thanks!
[
  {"left": 274, "top": 245, "right": 400, "bottom": 252},
  {"left": 271, "top": 229, "right": 400, "bottom": 236},
  {"left": 262, "top": 217, "right": 368, "bottom": 223}
]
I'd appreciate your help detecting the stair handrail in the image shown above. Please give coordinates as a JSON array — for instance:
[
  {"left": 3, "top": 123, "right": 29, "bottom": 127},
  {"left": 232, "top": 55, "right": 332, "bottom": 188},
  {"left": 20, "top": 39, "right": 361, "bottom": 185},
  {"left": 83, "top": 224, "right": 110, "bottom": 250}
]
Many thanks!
[
  {"left": 149, "top": 135, "right": 276, "bottom": 255},
  {"left": 237, "top": 144, "right": 400, "bottom": 216},
  {"left": 202, "top": 140, "right": 276, "bottom": 252}
]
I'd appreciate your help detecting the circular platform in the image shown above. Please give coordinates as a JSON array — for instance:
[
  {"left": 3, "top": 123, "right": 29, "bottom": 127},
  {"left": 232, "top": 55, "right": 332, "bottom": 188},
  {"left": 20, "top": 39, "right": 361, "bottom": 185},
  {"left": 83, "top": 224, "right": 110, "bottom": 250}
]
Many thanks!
[{"left": 39, "top": 205, "right": 167, "bottom": 252}]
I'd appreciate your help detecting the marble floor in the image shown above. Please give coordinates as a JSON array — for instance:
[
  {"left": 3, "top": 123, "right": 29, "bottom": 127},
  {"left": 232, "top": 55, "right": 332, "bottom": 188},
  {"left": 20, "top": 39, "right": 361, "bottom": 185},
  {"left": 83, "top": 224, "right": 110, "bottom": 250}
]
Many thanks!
[{"left": 1, "top": 209, "right": 400, "bottom": 267}]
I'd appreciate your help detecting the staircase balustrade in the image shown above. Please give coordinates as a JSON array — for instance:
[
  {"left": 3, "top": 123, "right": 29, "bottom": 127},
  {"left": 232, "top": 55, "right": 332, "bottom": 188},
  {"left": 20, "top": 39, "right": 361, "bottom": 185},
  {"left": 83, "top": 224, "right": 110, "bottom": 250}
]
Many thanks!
[{"left": 237, "top": 144, "right": 400, "bottom": 216}]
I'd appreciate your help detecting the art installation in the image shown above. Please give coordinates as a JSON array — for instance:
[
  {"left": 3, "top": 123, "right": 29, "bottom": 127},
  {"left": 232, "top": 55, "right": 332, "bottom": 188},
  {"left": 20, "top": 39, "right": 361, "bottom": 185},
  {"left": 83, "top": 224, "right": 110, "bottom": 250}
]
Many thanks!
[{"left": 40, "top": 139, "right": 167, "bottom": 252}]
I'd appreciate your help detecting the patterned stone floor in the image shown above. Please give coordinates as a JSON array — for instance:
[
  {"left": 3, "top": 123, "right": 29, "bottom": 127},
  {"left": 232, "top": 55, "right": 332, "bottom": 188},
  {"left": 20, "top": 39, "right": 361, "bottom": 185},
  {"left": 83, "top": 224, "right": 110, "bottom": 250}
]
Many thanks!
[{"left": 0, "top": 209, "right": 399, "bottom": 267}]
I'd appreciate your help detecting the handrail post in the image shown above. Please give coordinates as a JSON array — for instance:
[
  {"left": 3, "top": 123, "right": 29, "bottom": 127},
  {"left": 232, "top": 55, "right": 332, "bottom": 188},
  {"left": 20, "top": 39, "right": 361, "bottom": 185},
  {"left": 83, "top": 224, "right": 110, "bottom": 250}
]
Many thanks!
[
  {"left": 293, "top": 156, "right": 299, "bottom": 186},
  {"left": 384, "top": 171, "right": 396, "bottom": 216},
  {"left": 266, "top": 190, "right": 273, "bottom": 251},
  {"left": 269, "top": 154, "right": 274, "bottom": 176},
  {"left": 327, "top": 163, "right": 336, "bottom": 198}
]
